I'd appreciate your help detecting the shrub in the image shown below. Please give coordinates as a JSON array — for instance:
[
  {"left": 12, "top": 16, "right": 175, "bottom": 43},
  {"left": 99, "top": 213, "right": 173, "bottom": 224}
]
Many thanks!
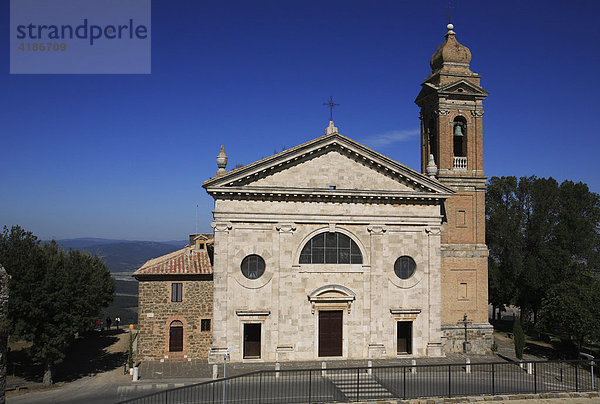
[{"left": 513, "top": 315, "right": 525, "bottom": 360}]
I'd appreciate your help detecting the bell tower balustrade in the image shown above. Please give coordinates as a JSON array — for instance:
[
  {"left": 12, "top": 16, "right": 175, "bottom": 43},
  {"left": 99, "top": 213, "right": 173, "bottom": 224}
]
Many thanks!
[{"left": 453, "top": 156, "right": 467, "bottom": 170}]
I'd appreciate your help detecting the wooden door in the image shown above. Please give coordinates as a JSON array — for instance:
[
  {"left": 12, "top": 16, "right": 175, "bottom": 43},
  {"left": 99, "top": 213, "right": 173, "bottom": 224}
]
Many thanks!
[
  {"left": 319, "top": 310, "right": 342, "bottom": 357},
  {"left": 243, "top": 323, "right": 261, "bottom": 358},
  {"left": 397, "top": 321, "right": 412, "bottom": 354},
  {"left": 169, "top": 323, "right": 183, "bottom": 352}
]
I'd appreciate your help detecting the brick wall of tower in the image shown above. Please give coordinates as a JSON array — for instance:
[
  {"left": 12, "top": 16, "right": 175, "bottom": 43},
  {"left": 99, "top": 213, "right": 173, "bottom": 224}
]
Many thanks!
[{"left": 415, "top": 30, "right": 492, "bottom": 353}]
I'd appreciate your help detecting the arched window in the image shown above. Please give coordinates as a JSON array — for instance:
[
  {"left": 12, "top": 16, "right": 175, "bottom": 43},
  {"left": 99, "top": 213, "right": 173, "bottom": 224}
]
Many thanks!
[
  {"left": 453, "top": 116, "right": 467, "bottom": 158},
  {"left": 241, "top": 255, "right": 265, "bottom": 279},
  {"left": 169, "top": 320, "right": 183, "bottom": 352},
  {"left": 299, "top": 232, "right": 362, "bottom": 264},
  {"left": 428, "top": 118, "right": 438, "bottom": 165},
  {"left": 394, "top": 256, "right": 416, "bottom": 280}
]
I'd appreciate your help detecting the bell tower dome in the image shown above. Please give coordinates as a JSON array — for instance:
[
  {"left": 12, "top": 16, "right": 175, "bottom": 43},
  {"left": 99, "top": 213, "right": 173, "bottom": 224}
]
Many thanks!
[
  {"left": 415, "top": 24, "right": 493, "bottom": 354},
  {"left": 416, "top": 23, "right": 488, "bottom": 176}
]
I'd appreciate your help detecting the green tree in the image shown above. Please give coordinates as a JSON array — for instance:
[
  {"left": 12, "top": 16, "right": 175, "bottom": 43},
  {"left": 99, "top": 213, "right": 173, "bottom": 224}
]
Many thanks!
[
  {"left": 538, "top": 267, "right": 600, "bottom": 356},
  {"left": 487, "top": 176, "right": 600, "bottom": 327},
  {"left": 517, "top": 177, "right": 562, "bottom": 324},
  {"left": 513, "top": 315, "right": 525, "bottom": 360},
  {"left": 486, "top": 176, "right": 524, "bottom": 319},
  {"left": 0, "top": 226, "right": 114, "bottom": 385}
]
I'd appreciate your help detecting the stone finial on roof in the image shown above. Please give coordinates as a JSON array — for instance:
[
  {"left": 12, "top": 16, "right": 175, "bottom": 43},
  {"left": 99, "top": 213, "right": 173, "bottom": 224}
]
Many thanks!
[
  {"left": 430, "top": 23, "right": 472, "bottom": 73},
  {"left": 426, "top": 154, "right": 438, "bottom": 178},
  {"left": 325, "top": 121, "right": 339, "bottom": 135},
  {"left": 216, "top": 145, "right": 228, "bottom": 177}
]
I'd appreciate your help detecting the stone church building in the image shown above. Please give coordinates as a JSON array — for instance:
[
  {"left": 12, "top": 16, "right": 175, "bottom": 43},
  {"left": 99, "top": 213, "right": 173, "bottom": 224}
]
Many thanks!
[{"left": 135, "top": 23, "right": 492, "bottom": 363}]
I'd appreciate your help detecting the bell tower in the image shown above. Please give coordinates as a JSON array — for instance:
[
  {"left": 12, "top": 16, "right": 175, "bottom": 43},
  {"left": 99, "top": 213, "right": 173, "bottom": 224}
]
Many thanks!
[{"left": 415, "top": 23, "right": 492, "bottom": 354}]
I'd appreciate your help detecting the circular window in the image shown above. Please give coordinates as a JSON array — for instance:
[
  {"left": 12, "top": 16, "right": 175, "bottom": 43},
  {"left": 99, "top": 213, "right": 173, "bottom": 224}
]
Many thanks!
[
  {"left": 394, "top": 256, "right": 416, "bottom": 279},
  {"left": 241, "top": 255, "right": 265, "bottom": 280}
]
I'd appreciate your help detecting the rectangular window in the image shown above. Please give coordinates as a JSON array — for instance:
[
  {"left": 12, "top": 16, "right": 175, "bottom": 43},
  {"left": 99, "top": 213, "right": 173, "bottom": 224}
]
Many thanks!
[
  {"left": 171, "top": 282, "right": 183, "bottom": 302},
  {"left": 201, "top": 319, "right": 211, "bottom": 331},
  {"left": 459, "top": 282, "right": 468, "bottom": 300},
  {"left": 457, "top": 209, "right": 467, "bottom": 227}
]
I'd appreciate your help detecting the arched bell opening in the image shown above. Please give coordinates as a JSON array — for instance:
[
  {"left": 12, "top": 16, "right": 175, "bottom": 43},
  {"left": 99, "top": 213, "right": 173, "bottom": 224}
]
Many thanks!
[
  {"left": 452, "top": 116, "right": 467, "bottom": 169},
  {"left": 427, "top": 118, "right": 438, "bottom": 166}
]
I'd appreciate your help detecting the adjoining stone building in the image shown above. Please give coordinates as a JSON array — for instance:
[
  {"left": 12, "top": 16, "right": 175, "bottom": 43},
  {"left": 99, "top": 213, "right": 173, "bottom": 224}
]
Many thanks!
[
  {"left": 135, "top": 23, "right": 492, "bottom": 363},
  {"left": 134, "top": 235, "right": 213, "bottom": 361}
]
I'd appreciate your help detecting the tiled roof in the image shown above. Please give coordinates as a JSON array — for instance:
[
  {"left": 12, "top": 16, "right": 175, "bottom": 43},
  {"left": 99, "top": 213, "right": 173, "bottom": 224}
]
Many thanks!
[{"left": 133, "top": 246, "right": 213, "bottom": 276}]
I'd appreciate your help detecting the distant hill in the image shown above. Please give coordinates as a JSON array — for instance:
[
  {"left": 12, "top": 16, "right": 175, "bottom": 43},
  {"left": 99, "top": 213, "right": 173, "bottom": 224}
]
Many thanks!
[{"left": 51, "top": 238, "right": 187, "bottom": 273}]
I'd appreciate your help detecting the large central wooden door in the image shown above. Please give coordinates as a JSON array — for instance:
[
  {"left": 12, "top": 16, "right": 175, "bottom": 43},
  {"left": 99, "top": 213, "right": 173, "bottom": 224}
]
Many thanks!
[
  {"left": 243, "top": 323, "right": 261, "bottom": 358},
  {"left": 319, "top": 310, "right": 342, "bottom": 357}
]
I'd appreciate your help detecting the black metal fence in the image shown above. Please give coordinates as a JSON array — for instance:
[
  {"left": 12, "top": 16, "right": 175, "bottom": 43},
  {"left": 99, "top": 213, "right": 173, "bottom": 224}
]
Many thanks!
[{"left": 118, "top": 359, "right": 599, "bottom": 404}]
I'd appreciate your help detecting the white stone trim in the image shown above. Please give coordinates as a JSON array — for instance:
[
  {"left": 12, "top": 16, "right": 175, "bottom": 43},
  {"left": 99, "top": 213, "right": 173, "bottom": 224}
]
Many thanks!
[{"left": 235, "top": 310, "right": 271, "bottom": 317}]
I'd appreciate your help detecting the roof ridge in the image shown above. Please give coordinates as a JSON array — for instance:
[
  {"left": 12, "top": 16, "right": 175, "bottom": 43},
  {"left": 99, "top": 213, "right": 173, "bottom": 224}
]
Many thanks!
[
  {"left": 134, "top": 246, "right": 213, "bottom": 276},
  {"left": 137, "top": 247, "right": 188, "bottom": 271}
]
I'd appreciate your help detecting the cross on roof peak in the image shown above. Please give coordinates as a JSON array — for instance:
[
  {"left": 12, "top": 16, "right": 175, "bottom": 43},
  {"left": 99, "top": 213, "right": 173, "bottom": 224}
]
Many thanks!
[
  {"left": 323, "top": 96, "right": 340, "bottom": 122},
  {"left": 446, "top": 0, "right": 455, "bottom": 24}
]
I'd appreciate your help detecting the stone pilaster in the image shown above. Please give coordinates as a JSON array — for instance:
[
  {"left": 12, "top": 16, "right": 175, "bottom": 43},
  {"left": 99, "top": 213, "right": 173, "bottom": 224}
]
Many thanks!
[
  {"left": 367, "top": 224, "right": 387, "bottom": 358},
  {"left": 275, "top": 223, "right": 296, "bottom": 360},
  {"left": 209, "top": 221, "right": 232, "bottom": 363},
  {"left": 425, "top": 227, "right": 444, "bottom": 357}
]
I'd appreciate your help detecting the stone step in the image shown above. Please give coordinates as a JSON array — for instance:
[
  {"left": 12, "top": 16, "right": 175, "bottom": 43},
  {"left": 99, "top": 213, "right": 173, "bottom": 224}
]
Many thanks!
[
  {"left": 326, "top": 372, "right": 395, "bottom": 399},
  {"left": 117, "top": 383, "right": 188, "bottom": 401}
]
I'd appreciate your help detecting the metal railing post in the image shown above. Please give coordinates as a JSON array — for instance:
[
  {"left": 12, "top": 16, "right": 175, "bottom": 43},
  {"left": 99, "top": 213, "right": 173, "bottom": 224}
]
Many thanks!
[
  {"left": 403, "top": 365, "right": 406, "bottom": 400},
  {"left": 534, "top": 362, "right": 537, "bottom": 394},
  {"left": 356, "top": 367, "right": 360, "bottom": 400},
  {"left": 560, "top": 363, "right": 563, "bottom": 382},
  {"left": 448, "top": 364, "right": 452, "bottom": 397},
  {"left": 591, "top": 361, "right": 595, "bottom": 391},
  {"left": 308, "top": 369, "right": 312, "bottom": 404},
  {"left": 165, "top": 389, "right": 168, "bottom": 404},
  {"left": 575, "top": 362, "right": 579, "bottom": 392},
  {"left": 491, "top": 362, "right": 495, "bottom": 395},
  {"left": 258, "top": 372, "right": 263, "bottom": 404}
]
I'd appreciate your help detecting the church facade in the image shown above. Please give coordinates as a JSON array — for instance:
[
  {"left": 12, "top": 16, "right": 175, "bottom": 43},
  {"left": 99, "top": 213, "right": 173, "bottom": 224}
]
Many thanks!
[{"left": 135, "top": 23, "right": 492, "bottom": 363}]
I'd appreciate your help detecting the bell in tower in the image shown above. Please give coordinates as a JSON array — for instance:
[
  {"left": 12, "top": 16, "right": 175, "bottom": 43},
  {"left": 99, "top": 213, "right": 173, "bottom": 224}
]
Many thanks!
[{"left": 453, "top": 124, "right": 463, "bottom": 137}]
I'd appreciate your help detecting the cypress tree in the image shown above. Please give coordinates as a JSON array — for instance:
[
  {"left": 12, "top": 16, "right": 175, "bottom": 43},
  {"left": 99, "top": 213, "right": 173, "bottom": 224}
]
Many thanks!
[{"left": 513, "top": 315, "right": 525, "bottom": 360}]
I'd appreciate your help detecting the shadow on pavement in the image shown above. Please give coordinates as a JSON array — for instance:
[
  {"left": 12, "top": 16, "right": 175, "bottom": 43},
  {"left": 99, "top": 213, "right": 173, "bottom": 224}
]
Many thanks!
[
  {"left": 7, "top": 329, "right": 127, "bottom": 385},
  {"left": 56, "top": 329, "right": 126, "bottom": 382}
]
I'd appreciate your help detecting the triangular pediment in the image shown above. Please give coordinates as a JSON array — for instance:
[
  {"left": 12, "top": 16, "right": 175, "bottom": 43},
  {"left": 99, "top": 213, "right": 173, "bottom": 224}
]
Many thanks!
[
  {"left": 438, "top": 80, "right": 488, "bottom": 97},
  {"left": 203, "top": 133, "right": 453, "bottom": 202},
  {"left": 415, "top": 80, "right": 488, "bottom": 106}
]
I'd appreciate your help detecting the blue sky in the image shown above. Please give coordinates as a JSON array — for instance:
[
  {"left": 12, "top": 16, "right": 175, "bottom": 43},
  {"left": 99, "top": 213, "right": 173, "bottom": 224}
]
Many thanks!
[{"left": 1, "top": 0, "right": 599, "bottom": 241}]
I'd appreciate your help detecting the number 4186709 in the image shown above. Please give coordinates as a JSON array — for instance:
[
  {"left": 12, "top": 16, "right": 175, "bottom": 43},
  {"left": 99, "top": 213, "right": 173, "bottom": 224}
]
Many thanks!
[{"left": 18, "top": 43, "right": 67, "bottom": 51}]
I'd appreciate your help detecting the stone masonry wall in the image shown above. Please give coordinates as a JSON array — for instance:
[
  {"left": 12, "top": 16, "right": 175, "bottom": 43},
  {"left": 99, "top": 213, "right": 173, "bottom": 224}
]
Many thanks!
[
  {"left": 137, "top": 277, "right": 213, "bottom": 361},
  {"left": 442, "top": 323, "right": 493, "bottom": 354}
]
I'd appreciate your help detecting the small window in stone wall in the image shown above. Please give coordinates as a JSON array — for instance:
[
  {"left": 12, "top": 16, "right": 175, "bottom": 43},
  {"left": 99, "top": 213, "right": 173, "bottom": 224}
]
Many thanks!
[
  {"left": 201, "top": 319, "right": 211, "bottom": 331},
  {"left": 171, "top": 282, "right": 183, "bottom": 302},
  {"left": 394, "top": 256, "right": 416, "bottom": 280}
]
